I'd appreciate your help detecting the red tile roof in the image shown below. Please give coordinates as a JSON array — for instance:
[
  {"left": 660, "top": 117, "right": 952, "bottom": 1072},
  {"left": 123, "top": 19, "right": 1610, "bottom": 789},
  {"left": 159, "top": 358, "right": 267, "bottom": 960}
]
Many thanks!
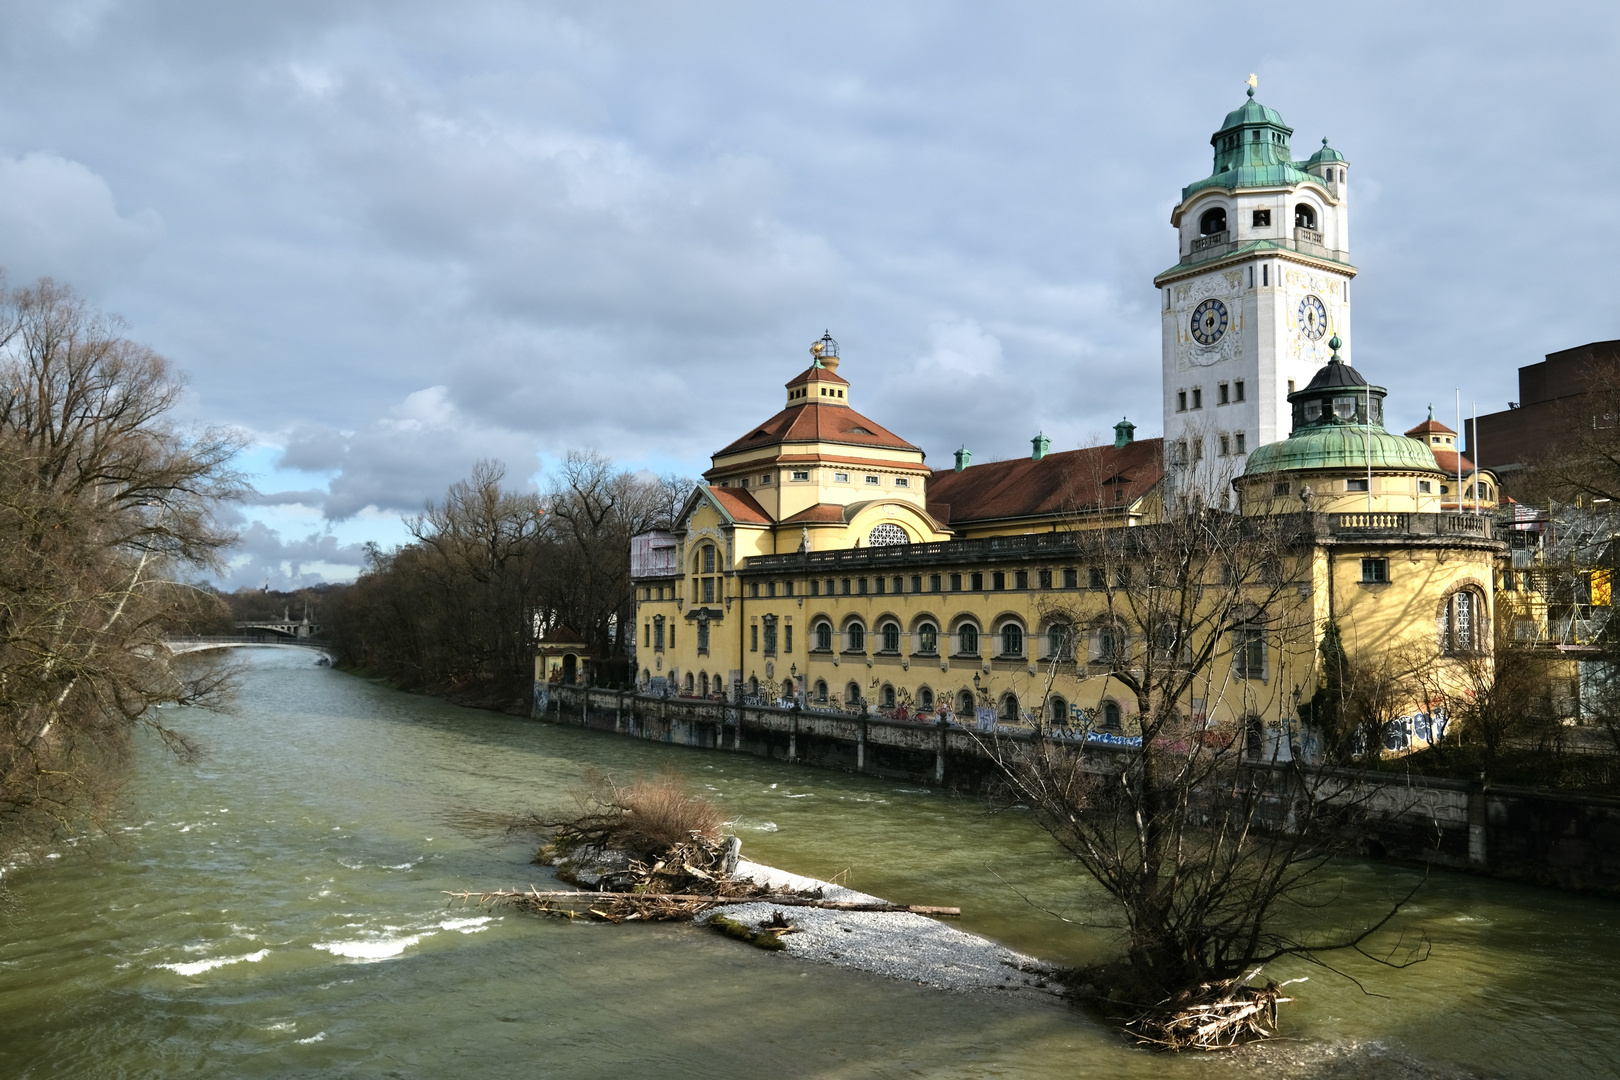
[
  {"left": 784, "top": 364, "right": 849, "bottom": 387},
  {"left": 709, "top": 486, "right": 772, "bottom": 524},
  {"left": 1405, "top": 416, "right": 1457, "bottom": 437},
  {"left": 714, "top": 402, "right": 920, "bottom": 458},
  {"left": 1431, "top": 448, "right": 1478, "bottom": 476},
  {"left": 780, "top": 503, "right": 850, "bottom": 524},
  {"left": 926, "top": 439, "right": 1164, "bottom": 525}
]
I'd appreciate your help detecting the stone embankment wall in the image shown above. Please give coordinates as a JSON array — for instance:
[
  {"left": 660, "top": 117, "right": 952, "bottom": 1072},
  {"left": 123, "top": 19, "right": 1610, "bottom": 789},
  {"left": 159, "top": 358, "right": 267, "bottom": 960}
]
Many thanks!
[{"left": 539, "top": 686, "right": 1620, "bottom": 897}]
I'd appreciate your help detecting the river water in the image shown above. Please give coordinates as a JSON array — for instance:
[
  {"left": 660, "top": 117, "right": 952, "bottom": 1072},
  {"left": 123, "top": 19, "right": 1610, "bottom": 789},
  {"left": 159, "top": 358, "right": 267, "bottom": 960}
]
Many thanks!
[{"left": 1, "top": 649, "right": 1617, "bottom": 1078}]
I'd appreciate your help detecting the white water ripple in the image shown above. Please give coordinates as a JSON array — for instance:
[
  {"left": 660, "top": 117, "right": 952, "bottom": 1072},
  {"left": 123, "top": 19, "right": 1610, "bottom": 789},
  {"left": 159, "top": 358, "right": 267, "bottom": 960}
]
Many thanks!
[{"left": 159, "top": 949, "right": 270, "bottom": 977}]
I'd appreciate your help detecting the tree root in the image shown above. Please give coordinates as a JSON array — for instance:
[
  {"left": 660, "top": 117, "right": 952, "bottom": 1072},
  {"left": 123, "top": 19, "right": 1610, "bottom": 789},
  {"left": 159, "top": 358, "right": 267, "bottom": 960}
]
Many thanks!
[{"left": 1123, "top": 970, "right": 1305, "bottom": 1051}]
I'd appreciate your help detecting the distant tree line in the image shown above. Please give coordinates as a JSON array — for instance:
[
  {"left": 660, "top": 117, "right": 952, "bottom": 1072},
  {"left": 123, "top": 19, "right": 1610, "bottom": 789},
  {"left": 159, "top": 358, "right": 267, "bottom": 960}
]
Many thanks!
[
  {"left": 326, "top": 453, "right": 688, "bottom": 705},
  {"left": 0, "top": 277, "right": 245, "bottom": 867}
]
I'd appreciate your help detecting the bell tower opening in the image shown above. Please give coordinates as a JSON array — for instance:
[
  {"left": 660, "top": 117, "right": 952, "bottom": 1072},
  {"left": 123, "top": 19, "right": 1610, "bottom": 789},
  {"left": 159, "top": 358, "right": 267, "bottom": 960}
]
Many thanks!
[{"left": 1199, "top": 207, "right": 1227, "bottom": 235}]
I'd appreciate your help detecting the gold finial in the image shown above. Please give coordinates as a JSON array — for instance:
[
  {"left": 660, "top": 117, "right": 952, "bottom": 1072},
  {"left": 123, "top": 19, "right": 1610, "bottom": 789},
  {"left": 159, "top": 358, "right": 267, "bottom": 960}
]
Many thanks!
[{"left": 1247, "top": 73, "right": 1258, "bottom": 91}]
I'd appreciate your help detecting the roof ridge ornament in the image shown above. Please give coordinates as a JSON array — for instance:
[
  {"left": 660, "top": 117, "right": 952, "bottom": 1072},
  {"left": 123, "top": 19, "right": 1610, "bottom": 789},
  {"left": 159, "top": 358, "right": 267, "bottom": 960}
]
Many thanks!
[
  {"left": 1327, "top": 333, "right": 1343, "bottom": 362},
  {"left": 1247, "top": 73, "right": 1257, "bottom": 98}
]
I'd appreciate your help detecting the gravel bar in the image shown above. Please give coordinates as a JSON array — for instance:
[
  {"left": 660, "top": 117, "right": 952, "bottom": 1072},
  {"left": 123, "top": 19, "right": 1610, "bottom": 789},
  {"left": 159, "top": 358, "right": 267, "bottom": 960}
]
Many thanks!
[{"left": 699, "top": 859, "right": 1062, "bottom": 998}]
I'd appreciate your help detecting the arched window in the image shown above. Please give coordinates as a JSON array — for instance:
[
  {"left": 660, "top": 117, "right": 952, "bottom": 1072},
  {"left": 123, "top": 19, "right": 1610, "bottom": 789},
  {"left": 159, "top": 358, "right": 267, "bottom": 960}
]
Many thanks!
[
  {"left": 918, "top": 686, "right": 934, "bottom": 710},
  {"left": 1001, "top": 622, "right": 1024, "bottom": 657},
  {"left": 1440, "top": 589, "right": 1483, "bottom": 655},
  {"left": 699, "top": 672, "right": 709, "bottom": 696},
  {"left": 748, "top": 676, "right": 759, "bottom": 697},
  {"left": 782, "top": 679, "right": 795, "bottom": 699},
  {"left": 813, "top": 620, "right": 833, "bottom": 652},
  {"left": 845, "top": 681, "right": 862, "bottom": 708},
  {"left": 701, "top": 545, "right": 716, "bottom": 573},
  {"left": 881, "top": 684, "right": 896, "bottom": 709},
  {"left": 1001, "top": 694, "right": 1021, "bottom": 723},
  {"left": 880, "top": 621, "right": 901, "bottom": 653},
  {"left": 685, "top": 672, "right": 695, "bottom": 693},
  {"left": 958, "top": 623, "right": 979, "bottom": 656},
  {"left": 1047, "top": 623, "right": 1072, "bottom": 660},
  {"left": 1095, "top": 625, "right": 1120, "bottom": 662},
  {"left": 814, "top": 679, "right": 828, "bottom": 703},
  {"left": 1199, "top": 207, "right": 1227, "bottom": 235},
  {"left": 1101, "top": 700, "right": 1122, "bottom": 730},
  {"left": 868, "top": 523, "right": 908, "bottom": 546},
  {"left": 846, "top": 621, "right": 866, "bottom": 653},
  {"left": 1047, "top": 695, "right": 1068, "bottom": 726},
  {"left": 956, "top": 689, "right": 975, "bottom": 716},
  {"left": 1294, "top": 203, "right": 1317, "bottom": 230}
]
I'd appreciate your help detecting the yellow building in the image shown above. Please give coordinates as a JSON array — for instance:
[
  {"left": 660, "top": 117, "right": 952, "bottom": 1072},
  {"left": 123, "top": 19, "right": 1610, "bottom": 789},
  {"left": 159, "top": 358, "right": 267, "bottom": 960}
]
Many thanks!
[{"left": 630, "top": 331, "right": 1503, "bottom": 758}]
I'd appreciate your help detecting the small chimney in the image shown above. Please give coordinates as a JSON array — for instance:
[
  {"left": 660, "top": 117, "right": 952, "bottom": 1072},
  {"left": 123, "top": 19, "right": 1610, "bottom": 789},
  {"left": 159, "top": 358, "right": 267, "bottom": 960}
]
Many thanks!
[
  {"left": 1113, "top": 417, "right": 1136, "bottom": 449},
  {"left": 1031, "top": 432, "right": 1050, "bottom": 461},
  {"left": 954, "top": 445, "right": 972, "bottom": 472}
]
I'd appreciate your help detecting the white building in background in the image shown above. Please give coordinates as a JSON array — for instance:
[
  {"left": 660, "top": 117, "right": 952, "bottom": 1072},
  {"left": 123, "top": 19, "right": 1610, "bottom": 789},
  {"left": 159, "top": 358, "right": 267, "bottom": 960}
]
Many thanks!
[{"left": 1155, "top": 83, "right": 1356, "bottom": 487}]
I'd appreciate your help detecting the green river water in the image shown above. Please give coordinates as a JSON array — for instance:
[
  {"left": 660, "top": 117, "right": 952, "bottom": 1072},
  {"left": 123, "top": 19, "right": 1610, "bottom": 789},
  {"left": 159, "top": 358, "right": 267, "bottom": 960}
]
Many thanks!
[{"left": 1, "top": 649, "right": 1617, "bottom": 1079}]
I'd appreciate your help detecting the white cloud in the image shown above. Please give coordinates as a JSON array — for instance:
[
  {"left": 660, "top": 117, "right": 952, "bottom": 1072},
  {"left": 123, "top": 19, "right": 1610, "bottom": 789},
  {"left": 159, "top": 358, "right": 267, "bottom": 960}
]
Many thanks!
[
  {"left": 918, "top": 319, "right": 1004, "bottom": 377},
  {"left": 0, "top": 152, "right": 161, "bottom": 290}
]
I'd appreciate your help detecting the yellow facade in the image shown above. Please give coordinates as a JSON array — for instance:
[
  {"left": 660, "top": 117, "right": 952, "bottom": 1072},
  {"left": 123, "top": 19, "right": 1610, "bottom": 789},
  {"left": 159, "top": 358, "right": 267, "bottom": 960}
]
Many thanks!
[{"left": 630, "top": 341, "right": 1504, "bottom": 757}]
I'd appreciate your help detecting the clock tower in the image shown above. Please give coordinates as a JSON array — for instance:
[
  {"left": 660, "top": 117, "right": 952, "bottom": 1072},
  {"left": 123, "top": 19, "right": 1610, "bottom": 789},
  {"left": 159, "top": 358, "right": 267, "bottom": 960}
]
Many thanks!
[{"left": 1154, "top": 84, "right": 1354, "bottom": 488}]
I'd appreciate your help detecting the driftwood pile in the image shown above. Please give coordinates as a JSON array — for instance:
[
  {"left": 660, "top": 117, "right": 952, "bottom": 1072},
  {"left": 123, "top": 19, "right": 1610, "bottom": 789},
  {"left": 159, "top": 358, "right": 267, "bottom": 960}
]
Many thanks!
[{"left": 1124, "top": 969, "right": 1304, "bottom": 1051}]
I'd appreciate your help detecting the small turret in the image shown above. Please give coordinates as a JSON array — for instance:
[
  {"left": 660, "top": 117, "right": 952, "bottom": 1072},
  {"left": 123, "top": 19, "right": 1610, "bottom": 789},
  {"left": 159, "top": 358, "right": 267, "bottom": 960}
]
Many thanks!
[
  {"left": 1114, "top": 417, "right": 1136, "bottom": 449},
  {"left": 1031, "top": 432, "right": 1050, "bottom": 461},
  {"left": 954, "top": 446, "right": 972, "bottom": 472}
]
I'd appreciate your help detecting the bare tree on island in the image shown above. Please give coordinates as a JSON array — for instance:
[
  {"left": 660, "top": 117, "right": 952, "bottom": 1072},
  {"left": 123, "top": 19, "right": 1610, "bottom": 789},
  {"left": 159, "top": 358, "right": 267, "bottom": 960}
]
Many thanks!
[
  {"left": 0, "top": 278, "right": 247, "bottom": 864},
  {"left": 986, "top": 451, "right": 1429, "bottom": 1049}
]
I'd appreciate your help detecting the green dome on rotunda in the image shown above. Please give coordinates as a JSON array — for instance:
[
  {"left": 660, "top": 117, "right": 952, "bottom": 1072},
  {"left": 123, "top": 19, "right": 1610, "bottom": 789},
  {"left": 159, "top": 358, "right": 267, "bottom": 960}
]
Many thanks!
[
  {"left": 1219, "top": 91, "right": 1287, "bottom": 132},
  {"left": 1305, "top": 136, "right": 1347, "bottom": 167},
  {"left": 1242, "top": 350, "right": 1444, "bottom": 477}
]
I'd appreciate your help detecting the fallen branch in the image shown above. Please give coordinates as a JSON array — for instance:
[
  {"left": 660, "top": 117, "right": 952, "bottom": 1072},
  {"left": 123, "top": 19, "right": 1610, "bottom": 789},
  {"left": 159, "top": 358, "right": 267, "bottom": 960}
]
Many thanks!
[{"left": 444, "top": 887, "right": 960, "bottom": 917}]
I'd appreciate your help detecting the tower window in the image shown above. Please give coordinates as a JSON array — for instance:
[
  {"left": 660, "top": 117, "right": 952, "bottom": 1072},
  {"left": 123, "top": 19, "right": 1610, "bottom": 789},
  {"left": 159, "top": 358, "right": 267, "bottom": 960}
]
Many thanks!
[
  {"left": 1347, "top": 478, "right": 1369, "bottom": 492},
  {"left": 1192, "top": 387, "right": 1203, "bottom": 409},
  {"left": 1177, "top": 390, "right": 1187, "bottom": 412},
  {"left": 1419, "top": 480, "right": 1433, "bottom": 493},
  {"left": 1218, "top": 434, "right": 1230, "bottom": 456},
  {"left": 1295, "top": 203, "right": 1318, "bottom": 230},
  {"left": 1234, "top": 432, "right": 1246, "bottom": 453},
  {"left": 1262, "top": 265, "right": 1269, "bottom": 286},
  {"left": 1252, "top": 209, "right": 1271, "bottom": 227},
  {"left": 1199, "top": 207, "right": 1227, "bottom": 235},
  {"left": 1234, "top": 379, "right": 1246, "bottom": 402},
  {"left": 1218, "top": 382, "right": 1230, "bottom": 405},
  {"left": 1287, "top": 379, "right": 1295, "bottom": 393},
  {"left": 1361, "top": 558, "right": 1390, "bottom": 583}
]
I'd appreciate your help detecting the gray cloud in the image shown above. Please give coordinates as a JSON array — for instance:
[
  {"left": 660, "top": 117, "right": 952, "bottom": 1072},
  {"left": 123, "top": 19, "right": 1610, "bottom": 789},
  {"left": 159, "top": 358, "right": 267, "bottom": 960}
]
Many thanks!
[
  {"left": 0, "top": 1, "right": 1610, "bottom": 557},
  {"left": 219, "top": 520, "right": 372, "bottom": 592}
]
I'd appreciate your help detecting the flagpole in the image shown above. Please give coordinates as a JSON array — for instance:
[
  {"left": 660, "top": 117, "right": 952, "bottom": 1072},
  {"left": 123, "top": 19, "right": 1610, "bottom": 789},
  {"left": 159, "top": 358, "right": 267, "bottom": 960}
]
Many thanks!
[
  {"left": 1366, "top": 381, "right": 1373, "bottom": 512},
  {"left": 1455, "top": 389, "right": 1464, "bottom": 515},
  {"left": 1472, "top": 400, "right": 1479, "bottom": 513}
]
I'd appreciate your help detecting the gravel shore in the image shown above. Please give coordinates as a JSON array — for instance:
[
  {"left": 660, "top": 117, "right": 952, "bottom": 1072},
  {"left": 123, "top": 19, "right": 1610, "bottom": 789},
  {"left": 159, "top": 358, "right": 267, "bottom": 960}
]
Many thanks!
[{"left": 700, "top": 859, "right": 1062, "bottom": 998}]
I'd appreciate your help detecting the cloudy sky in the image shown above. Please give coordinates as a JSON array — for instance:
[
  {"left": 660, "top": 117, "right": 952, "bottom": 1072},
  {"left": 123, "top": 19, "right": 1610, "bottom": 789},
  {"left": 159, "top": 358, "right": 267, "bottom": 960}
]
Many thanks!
[{"left": 0, "top": 2, "right": 1615, "bottom": 588}]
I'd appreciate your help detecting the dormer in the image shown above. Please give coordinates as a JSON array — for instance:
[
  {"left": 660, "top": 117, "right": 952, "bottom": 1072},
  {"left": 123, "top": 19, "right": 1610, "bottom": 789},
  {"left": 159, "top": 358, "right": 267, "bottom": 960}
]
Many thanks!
[{"left": 784, "top": 330, "right": 851, "bottom": 408}]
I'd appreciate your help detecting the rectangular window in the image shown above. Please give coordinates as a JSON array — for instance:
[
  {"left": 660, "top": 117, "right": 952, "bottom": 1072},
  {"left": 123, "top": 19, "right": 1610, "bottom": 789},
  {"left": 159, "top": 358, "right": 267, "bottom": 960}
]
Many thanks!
[
  {"left": 834, "top": 472, "right": 850, "bottom": 483},
  {"left": 1234, "top": 379, "right": 1245, "bottom": 402},
  {"left": 749, "top": 583, "right": 760, "bottom": 597},
  {"left": 784, "top": 581, "right": 794, "bottom": 597},
  {"left": 791, "top": 470, "right": 810, "bottom": 481},
  {"left": 1262, "top": 264, "right": 1269, "bottom": 286},
  {"left": 911, "top": 575, "right": 923, "bottom": 593},
  {"left": 766, "top": 582, "right": 776, "bottom": 598},
  {"left": 1234, "top": 432, "right": 1246, "bottom": 453},
  {"left": 703, "top": 578, "right": 715, "bottom": 603},
  {"left": 751, "top": 625, "right": 759, "bottom": 652},
  {"left": 1015, "top": 570, "right": 1028, "bottom": 589},
  {"left": 865, "top": 475, "right": 880, "bottom": 485},
  {"left": 1192, "top": 437, "right": 1203, "bottom": 462},
  {"left": 1247, "top": 266, "right": 1253, "bottom": 288},
  {"left": 1218, "top": 382, "right": 1230, "bottom": 405},
  {"left": 763, "top": 620, "right": 777, "bottom": 656},
  {"left": 668, "top": 621, "right": 674, "bottom": 648},
  {"left": 825, "top": 578, "right": 835, "bottom": 595},
  {"left": 970, "top": 572, "right": 984, "bottom": 591},
  {"left": 894, "top": 477, "right": 910, "bottom": 488},
  {"left": 759, "top": 474, "right": 772, "bottom": 485},
  {"left": 1063, "top": 568, "right": 1078, "bottom": 589},
  {"left": 810, "top": 579, "right": 820, "bottom": 596},
  {"left": 931, "top": 574, "right": 943, "bottom": 592},
  {"left": 654, "top": 619, "right": 665, "bottom": 650},
  {"left": 1273, "top": 481, "right": 1290, "bottom": 496},
  {"left": 893, "top": 576, "right": 903, "bottom": 593},
  {"left": 739, "top": 478, "right": 748, "bottom": 488},
  {"left": 1287, "top": 378, "right": 1295, "bottom": 393},
  {"left": 992, "top": 571, "right": 1005, "bottom": 590},
  {"left": 1038, "top": 569, "right": 1052, "bottom": 589},
  {"left": 1361, "top": 558, "right": 1390, "bottom": 584},
  {"left": 1218, "top": 434, "right": 1230, "bottom": 457},
  {"left": 841, "top": 578, "right": 851, "bottom": 595},
  {"left": 1177, "top": 390, "right": 1187, "bottom": 413},
  {"left": 1347, "top": 478, "right": 1369, "bottom": 492},
  {"left": 858, "top": 577, "right": 868, "bottom": 595},
  {"left": 1088, "top": 567, "right": 1105, "bottom": 590},
  {"left": 1253, "top": 209, "right": 1271, "bottom": 227},
  {"left": 1233, "top": 628, "right": 1266, "bottom": 680},
  {"left": 875, "top": 576, "right": 886, "bottom": 594},
  {"left": 697, "top": 620, "right": 710, "bottom": 654},
  {"left": 644, "top": 623, "right": 650, "bottom": 647},
  {"left": 785, "top": 624, "right": 793, "bottom": 653},
  {"left": 1418, "top": 480, "right": 1433, "bottom": 493},
  {"left": 950, "top": 573, "right": 962, "bottom": 592},
  {"left": 1192, "top": 387, "right": 1203, "bottom": 409}
]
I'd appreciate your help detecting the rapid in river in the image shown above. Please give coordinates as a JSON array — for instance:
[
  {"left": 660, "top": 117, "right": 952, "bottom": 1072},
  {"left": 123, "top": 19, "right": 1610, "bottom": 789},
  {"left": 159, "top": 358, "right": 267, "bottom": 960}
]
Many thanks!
[{"left": 2, "top": 649, "right": 1617, "bottom": 1078}]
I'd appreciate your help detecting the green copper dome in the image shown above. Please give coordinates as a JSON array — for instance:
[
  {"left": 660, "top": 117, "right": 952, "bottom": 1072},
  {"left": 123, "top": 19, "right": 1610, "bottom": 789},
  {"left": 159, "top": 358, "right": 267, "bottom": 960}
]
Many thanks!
[
  {"left": 1182, "top": 90, "right": 1330, "bottom": 201},
  {"left": 1243, "top": 355, "right": 1444, "bottom": 477},
  {"left": 1306, "top": 137, "right": 1347, "bottom": 167}
]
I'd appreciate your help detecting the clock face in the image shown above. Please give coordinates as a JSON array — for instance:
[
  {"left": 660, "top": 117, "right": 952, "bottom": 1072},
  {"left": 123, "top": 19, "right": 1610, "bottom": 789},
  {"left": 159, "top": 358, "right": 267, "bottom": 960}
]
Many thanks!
[
  {"left": 1298, "top": 294, "right": 1328, "bottom": 340},
  {"left": 1189, "top": 298, "right": 1228, "bottom": 347}
]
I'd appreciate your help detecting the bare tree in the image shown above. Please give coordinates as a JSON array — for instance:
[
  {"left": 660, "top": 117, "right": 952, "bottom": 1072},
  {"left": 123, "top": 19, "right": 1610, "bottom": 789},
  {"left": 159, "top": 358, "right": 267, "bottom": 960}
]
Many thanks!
[{"left": 0, "top": 277, "right": 247, "bottom": 861}]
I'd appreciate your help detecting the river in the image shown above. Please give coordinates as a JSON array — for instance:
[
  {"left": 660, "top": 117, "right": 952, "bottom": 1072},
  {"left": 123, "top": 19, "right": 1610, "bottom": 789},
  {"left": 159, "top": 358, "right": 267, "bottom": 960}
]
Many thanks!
[{"left": 1, "top": 649, "right": 1616, "bottom": 1078}]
